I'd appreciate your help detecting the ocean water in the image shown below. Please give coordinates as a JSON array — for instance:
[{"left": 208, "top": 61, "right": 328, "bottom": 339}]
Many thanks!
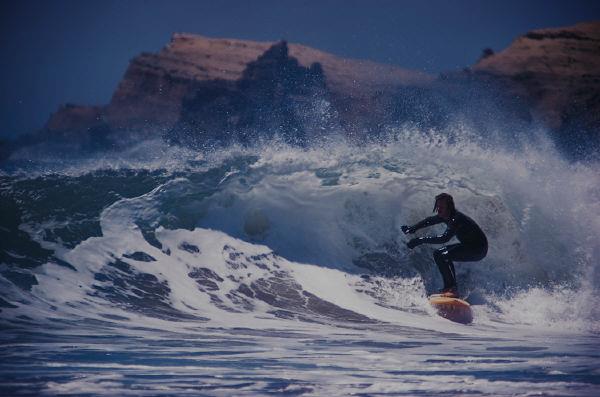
[{"left": 1, "top": 130, "right": 599, "bottom": 396}]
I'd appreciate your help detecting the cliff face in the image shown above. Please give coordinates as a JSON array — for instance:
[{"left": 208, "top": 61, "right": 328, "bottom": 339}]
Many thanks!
[
  {"left": 169, "top": 41, "right": 336, "bottom": 146},
  {"left": 103, "top": 33, "right": 431, "bottom": 134},
  {"left": 39, "top": 22, "right": 600, "bottom": 156},
  {"left": 473, "top": 21, "right": 600, "bottom": 140}
]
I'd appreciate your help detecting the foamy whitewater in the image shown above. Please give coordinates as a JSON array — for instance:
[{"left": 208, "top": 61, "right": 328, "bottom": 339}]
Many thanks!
[{"left": 1, "top": 129, "right": 599, "bottom": 396}]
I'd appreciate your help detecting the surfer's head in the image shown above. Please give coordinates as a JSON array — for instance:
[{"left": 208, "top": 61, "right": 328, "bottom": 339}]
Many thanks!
[{"left": 434, "top": 193, "right": 455, "bottom": 219}]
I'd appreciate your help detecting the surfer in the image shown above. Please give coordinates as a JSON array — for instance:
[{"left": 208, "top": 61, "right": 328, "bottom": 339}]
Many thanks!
[{"left": 401, "top": 193, "right": 487, "bottom": 298}]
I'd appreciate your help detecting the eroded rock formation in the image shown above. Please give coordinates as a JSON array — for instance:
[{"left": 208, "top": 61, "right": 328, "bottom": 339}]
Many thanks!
[
  {"left": 473, "top": 21, "right": 600, "bottom": 151},
  {"left": 18, "top": 21, "right": 600, "bottom": 157}
]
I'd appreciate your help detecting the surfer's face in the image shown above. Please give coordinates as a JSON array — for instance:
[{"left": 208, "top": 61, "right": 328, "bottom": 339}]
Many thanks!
[{"left": 436, "top": 199, "right": 451, "bottom": 219}]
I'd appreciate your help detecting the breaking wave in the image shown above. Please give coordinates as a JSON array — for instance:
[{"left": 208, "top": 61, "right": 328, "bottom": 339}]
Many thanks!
[{"left": 1, "top": 127, "right": 599, "bottom": 334}]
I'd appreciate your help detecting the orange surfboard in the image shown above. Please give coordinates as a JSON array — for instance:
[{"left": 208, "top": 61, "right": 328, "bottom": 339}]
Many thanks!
[{"left": 429, "top": 295, "right": 473, "bottom": 324}]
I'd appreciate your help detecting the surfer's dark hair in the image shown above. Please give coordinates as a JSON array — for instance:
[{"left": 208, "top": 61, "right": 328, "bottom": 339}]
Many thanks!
[{"left": 433, "top": 193, "right": 456, "bottom": 213}]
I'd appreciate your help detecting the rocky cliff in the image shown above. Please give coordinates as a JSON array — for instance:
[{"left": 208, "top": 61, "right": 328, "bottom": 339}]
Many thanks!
[
  {"left": 32, "top": 21, "right": 600, "bottom": 156},
  {"left": 473, "top": 21, "right": 600, "bottom": 151},
  {"left": 46, "top": 34, "right": 431, "bottom": 136},
  {"left": 168, "top": 41, "right": 337, "bottom": 146}
]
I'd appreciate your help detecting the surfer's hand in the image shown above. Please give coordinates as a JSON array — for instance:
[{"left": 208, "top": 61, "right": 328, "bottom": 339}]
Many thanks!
[
  {"left": 406, "top": 238, "right": 421, "bottom": 249},
  {"left": 401, "top": 225, "right": 415, "bottom": 235}
]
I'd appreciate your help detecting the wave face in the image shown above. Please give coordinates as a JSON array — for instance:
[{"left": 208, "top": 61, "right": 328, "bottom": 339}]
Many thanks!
[{"left": 1, "top": 130, "right": 599, "bottom": 395}]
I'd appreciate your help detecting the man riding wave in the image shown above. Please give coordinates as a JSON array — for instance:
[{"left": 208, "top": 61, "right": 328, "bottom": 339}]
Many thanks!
[{"left": 402, "top": 193, "right": 488, "bottom": 298}]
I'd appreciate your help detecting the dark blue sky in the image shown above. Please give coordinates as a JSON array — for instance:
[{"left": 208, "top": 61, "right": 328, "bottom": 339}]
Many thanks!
[{"left": 1, "top": 0, "right": 599, "bottom": 139}]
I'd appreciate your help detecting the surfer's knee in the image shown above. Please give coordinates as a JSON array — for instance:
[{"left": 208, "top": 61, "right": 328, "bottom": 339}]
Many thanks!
[{"left": 433, "top": 248, "right": 447, "bottom": 262}]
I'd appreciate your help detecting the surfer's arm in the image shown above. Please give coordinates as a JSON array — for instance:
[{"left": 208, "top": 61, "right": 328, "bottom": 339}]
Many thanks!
[
  {"left": 407, "top": 225, "right": 455, "bottom": 248},
  {"left": 419, "top": 226, "right": 455, "bottom": 244},
  {"left": 409, "top": 215, "right": 444, "bottom": 232}
]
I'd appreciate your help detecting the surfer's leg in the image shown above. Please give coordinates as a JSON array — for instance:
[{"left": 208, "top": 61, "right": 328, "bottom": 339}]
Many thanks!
[
  {"left": 433, "top": 245, "right": 459, "bottom": 289},
  {"left": 439, "top": 244, "right": 486, "bottom": 290},
  {"left": 445, "top": 243, "right": 487, "bottom": 262}
]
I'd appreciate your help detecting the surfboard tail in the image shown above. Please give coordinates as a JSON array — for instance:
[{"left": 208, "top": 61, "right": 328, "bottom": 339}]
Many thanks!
[{"left": 429, "top": 296, "right": 473, "bottom": 324}]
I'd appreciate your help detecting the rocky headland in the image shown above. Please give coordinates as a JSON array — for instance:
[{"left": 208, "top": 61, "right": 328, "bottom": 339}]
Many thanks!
[
  {"left": 473, "top": 21, "right": 600, "bottom": 153},
  {"left": 6, "top": 21, "right": 600, "bottom": 158},
  {"left": 43, "top": 33, "right": 433, "bottom": 144}
]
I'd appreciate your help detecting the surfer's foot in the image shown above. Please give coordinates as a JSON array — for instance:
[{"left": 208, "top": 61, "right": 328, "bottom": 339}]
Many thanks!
[{"left": 436, "top": 286, "right": 458, "bottom": 298}]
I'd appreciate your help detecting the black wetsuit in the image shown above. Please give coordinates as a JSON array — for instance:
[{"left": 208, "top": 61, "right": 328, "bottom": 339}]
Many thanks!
[{"left": 409, "top": 211, "right": 488, "bottom": 290}]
